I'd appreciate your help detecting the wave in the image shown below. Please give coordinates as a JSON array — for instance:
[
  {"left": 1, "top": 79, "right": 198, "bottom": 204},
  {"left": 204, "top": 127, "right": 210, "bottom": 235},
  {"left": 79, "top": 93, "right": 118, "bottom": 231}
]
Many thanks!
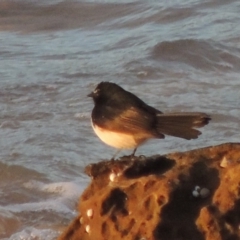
[
  {"left": 151, "top": 39, "right": 240, "bottom": 71},
  {"left": 0, "top": 1, "right": 138, "bottom": 32}
]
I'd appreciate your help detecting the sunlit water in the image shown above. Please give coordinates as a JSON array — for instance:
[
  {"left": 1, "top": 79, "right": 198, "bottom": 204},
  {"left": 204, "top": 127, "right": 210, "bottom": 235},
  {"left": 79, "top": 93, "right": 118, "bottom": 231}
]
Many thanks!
[{"left": 0, "top": 0, "right": 240, "bottom": 239}]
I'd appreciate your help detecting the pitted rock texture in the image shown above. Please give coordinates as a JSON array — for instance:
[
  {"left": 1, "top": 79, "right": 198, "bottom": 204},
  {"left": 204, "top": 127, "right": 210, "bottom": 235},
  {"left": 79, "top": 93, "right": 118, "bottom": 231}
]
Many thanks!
[{"left": 58, "top": 143, "right": 240, "bottom": 240}]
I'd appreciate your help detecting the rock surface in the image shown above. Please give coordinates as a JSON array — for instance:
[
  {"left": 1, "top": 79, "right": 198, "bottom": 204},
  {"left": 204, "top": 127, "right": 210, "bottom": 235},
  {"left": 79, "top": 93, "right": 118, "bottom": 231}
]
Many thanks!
[{"left": 58, "top": 143, "right": 240, "bottom": 240}]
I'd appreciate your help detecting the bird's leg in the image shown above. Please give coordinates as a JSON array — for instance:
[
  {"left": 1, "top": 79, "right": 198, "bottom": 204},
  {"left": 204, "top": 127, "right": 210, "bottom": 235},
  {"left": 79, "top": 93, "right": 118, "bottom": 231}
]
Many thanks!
[
  {"left": 111, "top": 149, "right": 121, "bottom": 161},
  {"left": 130, "top": 148, "right": 137, "bottom": 159}
]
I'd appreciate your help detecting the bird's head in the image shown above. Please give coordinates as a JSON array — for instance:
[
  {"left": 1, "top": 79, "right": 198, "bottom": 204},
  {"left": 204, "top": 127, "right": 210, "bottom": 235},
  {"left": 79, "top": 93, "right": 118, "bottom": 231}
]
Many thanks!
[{"left": 88, "top": 82, "right": 123, "bottom": 105}]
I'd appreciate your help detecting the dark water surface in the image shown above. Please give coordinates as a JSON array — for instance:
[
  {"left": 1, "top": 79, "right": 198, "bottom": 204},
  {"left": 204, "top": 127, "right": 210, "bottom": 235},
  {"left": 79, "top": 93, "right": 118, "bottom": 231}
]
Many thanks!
[{"left": 0, "top": 0, "right": 239, "bottom": 239}]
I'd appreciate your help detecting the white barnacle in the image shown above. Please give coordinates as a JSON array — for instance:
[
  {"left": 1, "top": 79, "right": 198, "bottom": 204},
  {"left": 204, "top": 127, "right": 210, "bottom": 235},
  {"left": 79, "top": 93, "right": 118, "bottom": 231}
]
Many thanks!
[
  {"left": 192, "top": 190, "right": 200, "bottom": 197},
  {"left": 79, "top": 217, "right": 84, "bottom": 224},
  {"left": 109, "top": 172, "right": 116, "bottom": 182},
  {"left": 87, "top": 209, "right": 93, "bottom": 218},
  {"left": 85, "top": 225, "right": 90, "bottom": 233},
  {"left": 195, "top": 186, "right": 201, "bottom": 192},
  {"left": 200, "top": 188, "right": 210, "bottom": 198},
  {"left": 192, "top": 185, "right": 201, "bottom": 197},
  {"left": 220, "top": 156, "right": 228, "bottom": 168}
]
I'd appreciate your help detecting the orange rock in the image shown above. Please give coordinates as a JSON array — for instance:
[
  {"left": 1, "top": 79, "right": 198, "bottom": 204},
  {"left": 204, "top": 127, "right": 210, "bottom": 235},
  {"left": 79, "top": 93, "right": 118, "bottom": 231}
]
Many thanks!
[{"left": 58, "top": 143, "right": 240, "bottom": 240}]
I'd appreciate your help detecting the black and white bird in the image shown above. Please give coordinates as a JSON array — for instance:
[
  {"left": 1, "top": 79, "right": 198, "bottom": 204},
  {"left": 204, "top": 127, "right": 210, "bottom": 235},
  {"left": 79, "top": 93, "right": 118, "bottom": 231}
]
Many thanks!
[{"left": 88, "top": 82, "right": 210, "bottom": 156}]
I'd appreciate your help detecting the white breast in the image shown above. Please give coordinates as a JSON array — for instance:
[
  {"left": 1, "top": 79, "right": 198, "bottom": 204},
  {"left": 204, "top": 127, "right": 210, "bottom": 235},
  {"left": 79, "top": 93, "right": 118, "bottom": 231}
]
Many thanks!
[{"left": 91, "top": 121, "right": 138, "bottom": 149}]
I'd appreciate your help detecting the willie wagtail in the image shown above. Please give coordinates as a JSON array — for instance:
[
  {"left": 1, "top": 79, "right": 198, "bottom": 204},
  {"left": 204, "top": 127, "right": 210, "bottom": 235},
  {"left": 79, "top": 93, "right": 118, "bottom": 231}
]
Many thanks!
[{"left": 88, "top": 82, "right": 211, "bottom": 156}]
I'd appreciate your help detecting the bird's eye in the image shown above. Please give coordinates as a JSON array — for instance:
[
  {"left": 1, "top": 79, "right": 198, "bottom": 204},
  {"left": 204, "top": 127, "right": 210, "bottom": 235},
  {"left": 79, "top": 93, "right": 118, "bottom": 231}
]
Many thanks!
[{"left": 93, "top": 88, "right": 100, "bottom": 95}]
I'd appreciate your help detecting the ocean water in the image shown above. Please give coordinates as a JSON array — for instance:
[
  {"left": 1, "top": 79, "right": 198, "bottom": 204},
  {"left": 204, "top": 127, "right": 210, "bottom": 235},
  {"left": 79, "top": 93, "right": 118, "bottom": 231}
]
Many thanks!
[{"left": 0, "top": 0, "right": 239, "bottom": 239}]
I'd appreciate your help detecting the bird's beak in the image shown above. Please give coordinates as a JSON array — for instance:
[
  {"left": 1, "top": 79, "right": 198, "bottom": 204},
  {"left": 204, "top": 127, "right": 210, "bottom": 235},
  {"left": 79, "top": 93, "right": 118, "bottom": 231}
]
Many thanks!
[{"left": 87, "top": 92, "right": 94, "bottom": 98}]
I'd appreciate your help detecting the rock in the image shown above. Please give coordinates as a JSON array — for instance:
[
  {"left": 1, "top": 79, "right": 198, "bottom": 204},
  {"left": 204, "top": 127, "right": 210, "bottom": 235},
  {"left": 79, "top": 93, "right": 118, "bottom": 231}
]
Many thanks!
[{"left": 58, "top": 143, "right": 240, "bottom": 240}]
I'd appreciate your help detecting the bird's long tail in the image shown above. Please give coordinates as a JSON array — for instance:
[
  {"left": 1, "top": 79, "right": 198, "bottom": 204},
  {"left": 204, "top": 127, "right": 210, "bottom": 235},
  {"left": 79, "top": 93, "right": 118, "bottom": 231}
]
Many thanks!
[{"left": 156, "top": 113, "right": 211, "bottom": 140}]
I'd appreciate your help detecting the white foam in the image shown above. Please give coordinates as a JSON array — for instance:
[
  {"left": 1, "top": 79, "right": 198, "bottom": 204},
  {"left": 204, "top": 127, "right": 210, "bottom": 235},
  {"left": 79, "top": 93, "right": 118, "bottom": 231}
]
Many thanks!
[
  {"left": 5, "top": 227, "right": 59, "bottom": 240},
  {"left": 8, "top": 179, "right": 87, "bottom": 214}
]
